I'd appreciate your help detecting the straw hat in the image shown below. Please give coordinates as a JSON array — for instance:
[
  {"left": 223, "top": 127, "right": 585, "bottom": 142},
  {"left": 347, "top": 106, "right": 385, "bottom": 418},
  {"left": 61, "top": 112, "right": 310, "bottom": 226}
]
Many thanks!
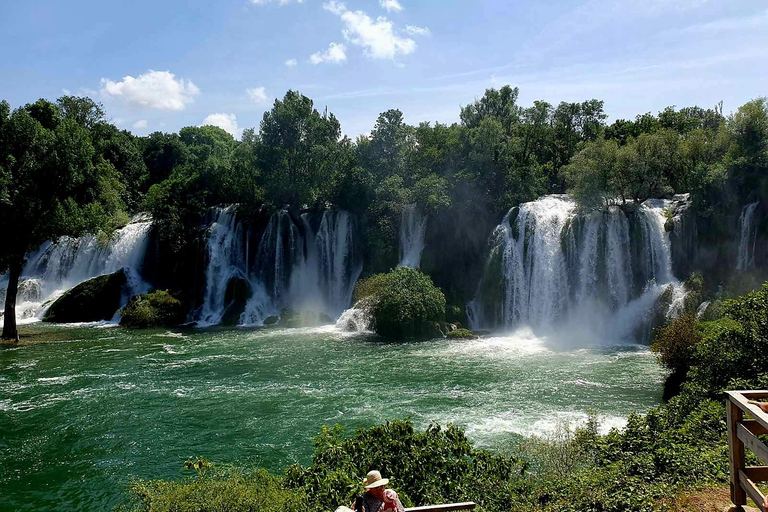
[{"left": 363, "top": 470, "right": 389, "bottom": 489}]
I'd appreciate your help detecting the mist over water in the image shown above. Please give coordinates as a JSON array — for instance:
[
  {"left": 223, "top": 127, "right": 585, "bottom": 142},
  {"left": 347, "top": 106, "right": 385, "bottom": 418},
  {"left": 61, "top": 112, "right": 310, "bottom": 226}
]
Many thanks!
[
  {"left": 469, "top": 195, "right": 685, "bottom": 343},
  {"left": 0, "top": 216, "right": 152, "bottom": 326}
]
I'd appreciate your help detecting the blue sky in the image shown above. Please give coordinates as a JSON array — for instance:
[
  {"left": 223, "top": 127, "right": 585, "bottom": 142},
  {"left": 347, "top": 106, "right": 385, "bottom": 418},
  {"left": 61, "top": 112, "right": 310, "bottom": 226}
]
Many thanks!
[{"left": 0, "top": 0, "right": 766, "bottom": 138}]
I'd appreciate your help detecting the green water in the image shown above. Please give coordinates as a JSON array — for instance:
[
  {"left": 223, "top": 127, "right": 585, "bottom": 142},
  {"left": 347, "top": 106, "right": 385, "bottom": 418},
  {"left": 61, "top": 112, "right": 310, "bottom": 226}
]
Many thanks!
[{"left": 0, "top": 324, "right": 666, "bottom": 511}]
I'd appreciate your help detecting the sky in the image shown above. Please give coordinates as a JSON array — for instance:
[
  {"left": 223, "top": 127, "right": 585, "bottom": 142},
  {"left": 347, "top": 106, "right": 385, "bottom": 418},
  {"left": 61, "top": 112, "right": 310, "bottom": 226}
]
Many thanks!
[{"left": 0, "top": 0, "right": 766, "bottom": 138}]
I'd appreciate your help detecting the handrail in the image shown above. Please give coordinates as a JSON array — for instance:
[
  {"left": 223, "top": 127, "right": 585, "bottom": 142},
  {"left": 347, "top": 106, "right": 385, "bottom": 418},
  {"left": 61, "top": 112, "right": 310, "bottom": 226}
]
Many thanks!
[
  {"left": 404, "top": 503, "right": 476, "bottom": 512},
  {"left": 726, "top": 390, "right": 768, "bottom": 511}
]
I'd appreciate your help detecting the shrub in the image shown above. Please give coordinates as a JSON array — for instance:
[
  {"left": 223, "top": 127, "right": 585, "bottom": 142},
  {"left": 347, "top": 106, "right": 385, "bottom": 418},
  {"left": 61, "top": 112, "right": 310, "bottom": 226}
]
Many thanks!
[
  {"left": 128, "top": 467, "right": 305, "bottom": 512},
  {"left": 651, "top": 314, "right": 702, "bottom": 374},
  {"left": 120, "top": 290, "right": 186, "bottom": 329},
  {"left": 283, "top": 419, "right": 528, "bottom": 512},
  {"left": 352, "top": 267, "right": 446, "bottom": 339}
]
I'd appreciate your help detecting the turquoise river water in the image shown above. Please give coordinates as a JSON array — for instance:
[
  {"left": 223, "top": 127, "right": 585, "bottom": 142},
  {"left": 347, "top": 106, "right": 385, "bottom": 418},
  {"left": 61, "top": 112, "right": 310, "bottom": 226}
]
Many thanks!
[{"left": 0, "top": 323, "right": 666, "bottom": 511}]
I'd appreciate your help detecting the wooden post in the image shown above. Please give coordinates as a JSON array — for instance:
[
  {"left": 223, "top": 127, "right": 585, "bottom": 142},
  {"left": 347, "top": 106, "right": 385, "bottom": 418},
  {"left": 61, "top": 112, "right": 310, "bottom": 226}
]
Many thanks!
[{"left": 728, "top": 395, "right": 747, "bottom": 508}]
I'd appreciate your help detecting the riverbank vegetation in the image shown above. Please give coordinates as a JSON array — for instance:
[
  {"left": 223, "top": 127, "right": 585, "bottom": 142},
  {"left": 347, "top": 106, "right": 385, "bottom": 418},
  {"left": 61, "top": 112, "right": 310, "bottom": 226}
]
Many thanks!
[
  {"left": 2, "top": 89, "right": 767, "bottom": 339},
  {"left": 125, "top": 284, "right": 768, "bottom": 511}
]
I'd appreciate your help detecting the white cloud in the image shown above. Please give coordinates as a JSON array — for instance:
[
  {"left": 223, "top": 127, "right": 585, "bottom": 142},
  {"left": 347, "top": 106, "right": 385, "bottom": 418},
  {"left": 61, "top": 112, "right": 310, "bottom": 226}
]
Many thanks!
[
  {"left": 323, "top": 1, "right": 416, "bottom": 60},
  {"left": 100, "top": 70, "right": 200, "bottom": 111},
  {"left": 61, "top": 88, "right": 71, "bottom": 95},
  {"left": 246, "top": 86, "right": 270, "bottom": 104},
  {"left": 132, "top": 119, "right": 148, "bottom": 129},
  {"left": 310, "top": 42, "right": 348, "bottom": 64},
  {"left": 405, "top": 25, "right": 430, "bottom": 36},
  {"left": 202, "top": 113, "right": 239, "bottom": 137},
  {"left": 380, "top": 0, "right": 403, "bottom": 13},
  {"left": 285, "top": 58, "right": 298, "bottom": 67},
  {"left": 250, "top": 0, "right": 304, "bottom": 5}
]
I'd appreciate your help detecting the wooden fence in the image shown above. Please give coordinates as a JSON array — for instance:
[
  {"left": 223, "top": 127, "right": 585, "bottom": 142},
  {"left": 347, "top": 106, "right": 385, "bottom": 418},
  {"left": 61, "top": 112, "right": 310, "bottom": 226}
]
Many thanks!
[{"left": 727, "top": 390, "right": 768, "bottom": 511}]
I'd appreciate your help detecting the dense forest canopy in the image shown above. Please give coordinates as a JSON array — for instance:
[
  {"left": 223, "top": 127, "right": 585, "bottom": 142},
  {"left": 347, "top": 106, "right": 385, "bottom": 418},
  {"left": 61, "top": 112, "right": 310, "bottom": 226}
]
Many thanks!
[{"left": 2, "top": 86, "right": 768, "bottom": 338}]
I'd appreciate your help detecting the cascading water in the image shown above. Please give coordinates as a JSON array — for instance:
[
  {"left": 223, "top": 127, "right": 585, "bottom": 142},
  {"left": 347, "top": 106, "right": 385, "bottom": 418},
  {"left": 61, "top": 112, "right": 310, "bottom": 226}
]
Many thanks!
[
  {"left": 737, "top": 201, "right": 760, "bottom": 271},
  {"left": 197, "top": 207, "right": 252, "bottom": 326},
  {"left": 398, "top": 204, "right": 427, "bottom": 268},
  {"left": 0, "top": 216, "right": 152, "bottom": 324},
  {"left": 469, "top": 195, "right": 684, "bottom": 341},
  {"left": 197, "top": 208, "right": 362, "bottom": 326}
]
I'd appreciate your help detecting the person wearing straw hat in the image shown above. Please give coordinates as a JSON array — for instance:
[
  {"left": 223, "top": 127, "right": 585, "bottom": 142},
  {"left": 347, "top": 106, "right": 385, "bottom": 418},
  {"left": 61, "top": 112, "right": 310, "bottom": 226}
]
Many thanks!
[{"left": 349, "top": 470, "right": 404, "bottom": 512}]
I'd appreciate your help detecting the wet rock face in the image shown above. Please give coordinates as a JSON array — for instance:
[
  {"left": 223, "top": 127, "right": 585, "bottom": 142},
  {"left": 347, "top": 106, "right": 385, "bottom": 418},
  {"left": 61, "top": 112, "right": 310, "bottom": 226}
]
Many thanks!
[
  {"left": 666, "top": 194, "right": 698, "bottom": 279},
  {"left": 221, "top": 277, "right": 250, "bottom": 326},
  {"left": 43, "top": 269, "right": 128, "bottom": 323}
]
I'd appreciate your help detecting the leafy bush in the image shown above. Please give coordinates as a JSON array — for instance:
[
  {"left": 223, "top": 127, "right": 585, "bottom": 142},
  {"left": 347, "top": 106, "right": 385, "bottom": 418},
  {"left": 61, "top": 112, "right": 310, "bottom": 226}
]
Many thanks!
[
  {"left": 283, "top": 419, "right": 528, "bottom": 512},
  {"left": 352, "top": 267, "right": 446, "bottom": 339},
  {"left": 120, "top": 290, "right": 186, "bottom": 329},
  {"left": 651, "top": 314, "right": 702, "bottom": 374},
  {"left": 128, "top": 467, "right": 305, "bottom": 512}
]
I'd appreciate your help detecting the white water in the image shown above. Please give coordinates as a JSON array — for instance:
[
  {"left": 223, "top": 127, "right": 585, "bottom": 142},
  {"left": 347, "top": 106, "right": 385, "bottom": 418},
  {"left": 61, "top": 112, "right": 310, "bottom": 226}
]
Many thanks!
[
  {"left": 0, "top": 216, "right": 152, "bottom": 325},
  {"left": 198, "top": 208, "right": 362, "bottom": 326},
  {"left": 469, "top": 195, "right": 683, "bottom": 340},
  {"left": 737, "top": 201, "right": 760, "bottom": 271},
  {"left": 398, "top": 204, "right": 427, "bottom": 268}
]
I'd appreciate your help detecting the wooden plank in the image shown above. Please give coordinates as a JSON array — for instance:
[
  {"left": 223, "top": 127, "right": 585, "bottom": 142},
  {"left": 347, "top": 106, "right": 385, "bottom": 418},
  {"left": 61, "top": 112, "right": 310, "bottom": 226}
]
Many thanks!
[
  {"left": 737, "top": 391, "right": 768, "bottom": 400},
  {"left": 404, "top": 503, "right": 476, "bottom": 512},
  {"left": 737, "top": 423, "right": 768, "bottom": 466},
  {"left": 730, "top": 398, "right": 748, "bottom": 506},
  {"left": 739, "top": 469, "right": 766, "bottom": 512},
  {"left": 744, "top": 420, "right": 768, "bottom": 437},
  {"left": 745, "top": 466, "right": 768, "bottom": 483},
  {"left": 728, "top": 392, "right": 768, "bottom": 432}
]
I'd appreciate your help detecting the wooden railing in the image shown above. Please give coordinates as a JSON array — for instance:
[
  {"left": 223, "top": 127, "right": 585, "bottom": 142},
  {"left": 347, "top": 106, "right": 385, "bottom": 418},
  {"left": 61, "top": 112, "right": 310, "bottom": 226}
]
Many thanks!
[
  {"left": 404, "top": 503, "right": 475, "bottom": 512},
  {"left": 727, "top": 391, "right": 768, "bottom": 511}
]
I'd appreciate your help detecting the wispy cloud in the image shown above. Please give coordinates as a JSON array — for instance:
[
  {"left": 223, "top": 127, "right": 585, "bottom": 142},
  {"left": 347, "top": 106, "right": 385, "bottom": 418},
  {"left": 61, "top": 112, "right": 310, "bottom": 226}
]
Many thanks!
[
  {"left": 323, "top": 1, "right": 415, "bottom": 60},
  {"left": 132, "top": 119, "right": 147, "bottom": 129},
  {"left": 310, "top": 42, "right": 348, "bottom": 64},
  {"left": 380, "top": 0, "right": 403, "bottom": 13},
  {"left": 246, "top": 86, "right": 270, "bottom": 104},
  {"left": 285, "top": 58, "right": 298, "bottom": 67},
  {"left": 99, "top": 70, "right": 200, "bottom": 111},
  {"left": 678, "top": 8, "right": 768, "bottom": 34},
  {"left": 405, "top": 25, "right": 430, "bottom": 36},
  {"left": 202, "top": 113, "right": 239, "bottom": 137}
]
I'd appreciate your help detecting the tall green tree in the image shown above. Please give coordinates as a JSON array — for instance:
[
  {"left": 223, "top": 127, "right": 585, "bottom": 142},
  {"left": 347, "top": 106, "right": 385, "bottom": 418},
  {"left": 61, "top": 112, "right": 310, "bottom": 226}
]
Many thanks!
[{"left": 0, "top": 99, "right": 123, "bottom": 340}]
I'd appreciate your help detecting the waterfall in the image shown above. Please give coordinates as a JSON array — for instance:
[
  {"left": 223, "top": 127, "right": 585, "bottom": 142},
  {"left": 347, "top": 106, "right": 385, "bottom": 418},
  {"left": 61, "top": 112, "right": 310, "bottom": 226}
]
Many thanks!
[
  {"left": 399, "top": 205, "right": 427, "bottom": 268},
  {"left": 737, "top": 201, "right": 760, "bottom": 271},
  {"left": 0, "top": 216, "right": 152, "bottom": 324},
  {"left": 197, "top": 207, "right": 250, "bottom": 326},
  {"left": 197, "top": 208, "right": 362, "bottom": 326},
  {"left": 315, "top": 211, "right": 363, "bottom": 317},
  {"left": 470, "top": 195, "right": 681, "bottom": 340}
]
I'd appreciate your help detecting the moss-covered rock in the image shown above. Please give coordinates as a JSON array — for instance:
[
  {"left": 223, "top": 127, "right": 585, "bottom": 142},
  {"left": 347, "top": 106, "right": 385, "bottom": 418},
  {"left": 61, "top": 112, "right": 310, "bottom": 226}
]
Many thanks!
[
  {"left": 43, "top": 270, "right": 127, "bottom": 323},
  {"left": 264, "top": 315, "right": 280, "bottom": 326},
  {"left": 120, "top": 290, "right": 187, "bottom": 329},
  {"left": 446, "top": 328, "right": 478, "bottom": 339}
]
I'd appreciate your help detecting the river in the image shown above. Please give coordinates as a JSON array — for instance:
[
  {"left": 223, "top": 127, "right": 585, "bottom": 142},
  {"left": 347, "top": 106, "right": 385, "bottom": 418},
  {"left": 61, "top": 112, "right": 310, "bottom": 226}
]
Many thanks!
[{"left": 0, "top": 323, "right": 665, "bottom": 511}]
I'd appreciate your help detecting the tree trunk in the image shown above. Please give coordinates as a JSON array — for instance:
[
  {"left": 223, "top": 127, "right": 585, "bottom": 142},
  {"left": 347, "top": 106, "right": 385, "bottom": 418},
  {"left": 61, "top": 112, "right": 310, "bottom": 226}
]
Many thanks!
[{"left": 1, "top": 258, "right": 23, "bottom": 342}]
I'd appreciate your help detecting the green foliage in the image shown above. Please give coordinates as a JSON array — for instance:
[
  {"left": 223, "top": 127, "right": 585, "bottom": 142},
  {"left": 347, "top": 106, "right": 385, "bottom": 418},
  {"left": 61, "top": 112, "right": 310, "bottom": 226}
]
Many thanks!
[
  {"left": 284, "top": 420, "right": 528, "bottom": 512},
  {"left": 352, "top": 267, "right": 446, "bottom": 339},
  {"left": 128, "top": 467, "right": 305, "bottom": 512},
  {"left": 120, "top": 290, "right": 186, "bottom": 329},
  {"left": 651, "top": 315, "right": 702, "bottom": 374},
  {"left": 446, "top": 328, "right": 477, "bottom": 339}
]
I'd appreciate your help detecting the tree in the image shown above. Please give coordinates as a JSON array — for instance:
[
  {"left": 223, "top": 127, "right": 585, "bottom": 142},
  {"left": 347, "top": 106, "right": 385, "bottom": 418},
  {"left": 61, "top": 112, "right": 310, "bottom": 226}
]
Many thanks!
[
  {"left": 0, "top": 100, "right": 123, "bottom": 340},
  {"left": 258, "top": 90, "right": 342, "bottom": 206}
]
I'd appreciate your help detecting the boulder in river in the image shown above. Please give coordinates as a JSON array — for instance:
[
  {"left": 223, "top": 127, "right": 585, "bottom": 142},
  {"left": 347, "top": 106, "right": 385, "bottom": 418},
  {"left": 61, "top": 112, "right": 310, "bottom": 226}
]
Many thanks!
[
  {"left": 43, "top": 270, "right": 127, "bottom": 323},
  {"left": 120, "top": 290, "right": 187, "bottom": 329}
]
